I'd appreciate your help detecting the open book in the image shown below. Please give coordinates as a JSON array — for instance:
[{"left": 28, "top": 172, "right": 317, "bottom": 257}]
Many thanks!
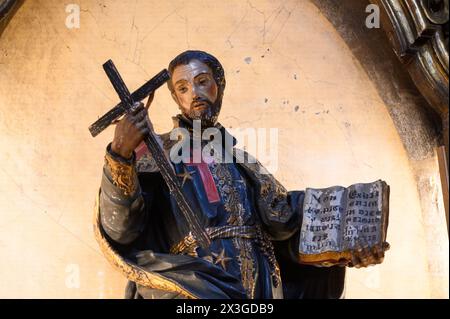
[{"left": 298, "top": 180, "right": 389, "bottom": 266}]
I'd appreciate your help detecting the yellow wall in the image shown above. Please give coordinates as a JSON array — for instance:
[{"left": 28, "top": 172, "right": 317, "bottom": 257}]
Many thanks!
[{"left": 0, "top": 0, "right": 447, "bottom": 298}]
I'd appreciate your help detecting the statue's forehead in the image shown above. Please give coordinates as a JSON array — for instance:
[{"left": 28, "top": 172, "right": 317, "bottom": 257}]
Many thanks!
[{"left": 172, "top": 59, "right": 212, "bottom": 83}]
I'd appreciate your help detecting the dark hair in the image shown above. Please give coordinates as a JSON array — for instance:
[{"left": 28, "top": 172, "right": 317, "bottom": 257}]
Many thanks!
[{"left": 167, "top": 50, "right": 226, "bottom": 95}]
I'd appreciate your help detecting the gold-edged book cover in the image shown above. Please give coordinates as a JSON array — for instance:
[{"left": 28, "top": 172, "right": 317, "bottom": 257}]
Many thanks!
[{"left": 298, "top": 180, "right": 390, "bottom": 266}]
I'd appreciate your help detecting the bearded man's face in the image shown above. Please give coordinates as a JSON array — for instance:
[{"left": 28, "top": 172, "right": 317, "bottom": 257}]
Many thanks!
[{"left": 170, "top": 59, "right": 222, "bottom": 127}]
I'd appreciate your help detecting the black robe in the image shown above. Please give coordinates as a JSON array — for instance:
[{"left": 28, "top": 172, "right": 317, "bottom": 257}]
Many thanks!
[{"left": 94, "top": 116, "right": 345, "bottom": 299}]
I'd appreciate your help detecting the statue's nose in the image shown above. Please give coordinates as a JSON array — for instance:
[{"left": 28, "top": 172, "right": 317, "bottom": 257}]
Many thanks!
[{"left": 192, "top": 85, "right": 200, "bottom": 99}]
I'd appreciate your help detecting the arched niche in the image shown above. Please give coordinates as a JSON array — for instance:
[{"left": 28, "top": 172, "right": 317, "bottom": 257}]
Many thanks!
[{"left": 0, "top": 0, "right": 447, "bottom": 298}]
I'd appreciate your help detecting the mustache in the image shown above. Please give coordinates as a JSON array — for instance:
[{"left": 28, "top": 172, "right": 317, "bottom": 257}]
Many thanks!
[{"left": 191, "top": 98, "right": 213, "bottom": 109}]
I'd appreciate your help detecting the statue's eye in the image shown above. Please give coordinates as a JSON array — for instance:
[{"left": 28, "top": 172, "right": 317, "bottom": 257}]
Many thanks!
[
  {"left": 178, "top": 86, "right": 187, "bottom": 93},
  {"left": 198, "top": 77, "right": 209, "bottom": 85}
]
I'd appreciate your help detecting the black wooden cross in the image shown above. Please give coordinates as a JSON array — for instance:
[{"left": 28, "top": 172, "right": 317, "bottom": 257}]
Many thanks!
[{"left": 88, "top": 62, "right": 170, "bottom": 137}]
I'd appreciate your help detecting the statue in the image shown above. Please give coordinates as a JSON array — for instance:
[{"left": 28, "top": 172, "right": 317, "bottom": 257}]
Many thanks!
[{"left": 93, "top": 50, "right": 390, "bottom": 299}]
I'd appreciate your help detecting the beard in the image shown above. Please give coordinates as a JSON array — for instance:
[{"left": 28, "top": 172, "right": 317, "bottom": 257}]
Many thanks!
[{"left": 184, "top": 96, "right": 222, "bottom": 128}]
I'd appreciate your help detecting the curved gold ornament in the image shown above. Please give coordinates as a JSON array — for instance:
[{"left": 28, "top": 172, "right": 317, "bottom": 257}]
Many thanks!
[{"left": 93, "top": 190, "right": 197, "bottom": 299}]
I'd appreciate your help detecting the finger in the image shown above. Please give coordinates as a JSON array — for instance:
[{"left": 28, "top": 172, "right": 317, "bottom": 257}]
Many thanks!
[
  {"left": 374, "top": 245, "right": 384, "bottom": 261},
  {"left": 370, "top": 246, "right": 380, "bottom": 264},
  {"left": 337, "top": 258, "right": 348, "bottom": 267},
  {"left": 353, "top": 242, "right": 365, "bottom": 268},
  {"left": 356, "top": 236, "right": 369, "bottom": 267},
  {"left": 382, "top": 242, "right": 390, "bottom": 251},
  {"left": 128, "top": 109, "right": 147, "bottom": 124},
  {"left": 366, "top": 241, "right": 385, "bottom": 265},
  {"left": 355, "top": 242, "right": 363, "bottom": 256},
  {"left": 361, "top": 247, "right": 375, "bottom": 267},
  {"left": 360, "top": 238, "right": 372, "bottom": 267},
  {"left": 127, "top": 114, "right": 140, "bottom": 125},
  {"left": 135, "top": 119, "right": 149, "bottom": 130},
  {"left": 351, "top": 251, "right": 361, "bottom": 269},
  {"left": 134, "top": 108, "right": 148, "bottom": 121},
  {"left": 357, "top": 248, "right": 370, "bottom": 267},
  {"left": 145, "top": 91, "right": 155, "bottom": 110},
  {"left": 370, "top": 248, "right": 384, "bottom": 265},
  {"left": 131, "top": 102, "right": 144, "bottom": 115},
  {"left": 123, "top": 113, "right": 135, "bottom": 124}
]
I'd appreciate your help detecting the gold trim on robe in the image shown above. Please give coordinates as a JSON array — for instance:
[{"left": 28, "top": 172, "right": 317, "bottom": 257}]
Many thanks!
[{"left": 93, "top": 189, "right": 198, "bottom": 299}]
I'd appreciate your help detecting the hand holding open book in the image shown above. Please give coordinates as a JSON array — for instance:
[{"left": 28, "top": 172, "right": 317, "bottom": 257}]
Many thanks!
[
  {"left": 347, "top": 240, "right": 390, "bottom": 268},
  {"left": 297, "top": 180, "right": 390, "bottom": 268}
]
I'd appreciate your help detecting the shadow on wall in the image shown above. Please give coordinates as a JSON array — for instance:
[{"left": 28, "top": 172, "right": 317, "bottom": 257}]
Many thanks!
[{"left": 311, "top": 0, "right": 441, "bottom": 161}]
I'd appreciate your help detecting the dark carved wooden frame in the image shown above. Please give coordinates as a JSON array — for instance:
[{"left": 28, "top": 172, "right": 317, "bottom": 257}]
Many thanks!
[{"left": 371, "top": 0, "right": 449, "bottom": 232}]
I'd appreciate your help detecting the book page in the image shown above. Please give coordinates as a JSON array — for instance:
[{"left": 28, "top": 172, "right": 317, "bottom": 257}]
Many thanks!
[
  {"left": 299, "top": 186, "right": 347, "bottom": 255},
  {"left": 342, "top": 181, "right": 386, "bottom": 250}
]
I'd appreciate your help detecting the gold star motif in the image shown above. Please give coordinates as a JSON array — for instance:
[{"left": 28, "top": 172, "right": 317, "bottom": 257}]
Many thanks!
[
  {"left": 177, "top": 169, "right": 195, "bottom": 187},
  {"left": 212, "top": 248, "right": 232, "bottom": 269}
]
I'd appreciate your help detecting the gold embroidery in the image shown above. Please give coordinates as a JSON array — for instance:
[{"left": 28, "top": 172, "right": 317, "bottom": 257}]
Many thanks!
[
  {"left": 210, "top": 162, "right": 256, "bottom": 298},
  {"left": 93, "top": 190, "right": 197, "bottom": 299},
  {"left": 236, "top": 150, "right": 289, "bottom": 288},
  {"left": 211, "top": 163, "right": 246, "bottom": 225},
  {"left": 104, "top": 152, "right": 136, "bottom": 196},
  {"left": 170, "top": 232, "right": 198, "bottom": 257},
  {"left": 233, "top": 237, "right": 256, "bottom": 298},
  {"left": 238, "top": 151, "right": 292, "bottom": 223}
]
